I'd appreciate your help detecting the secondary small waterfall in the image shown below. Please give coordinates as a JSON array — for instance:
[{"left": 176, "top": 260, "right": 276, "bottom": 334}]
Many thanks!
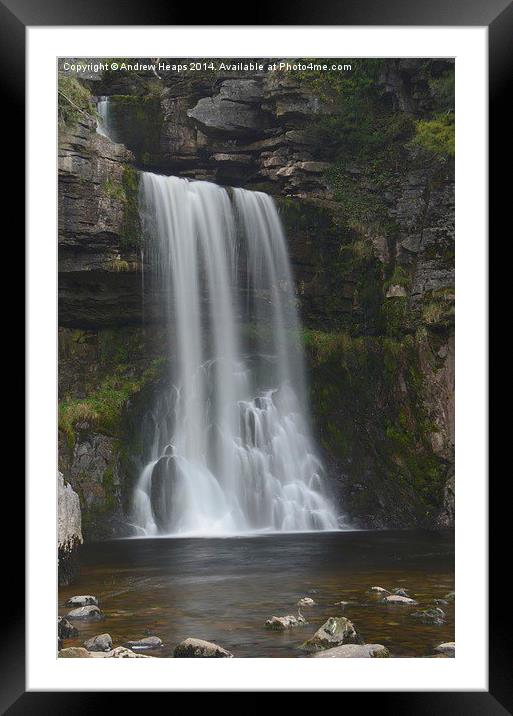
[
  {"left": 131, "top": 173, "right": 340, "bottom": 536},
  {"left": 96, "top": 96, "right": 111, "bottom": 138}
]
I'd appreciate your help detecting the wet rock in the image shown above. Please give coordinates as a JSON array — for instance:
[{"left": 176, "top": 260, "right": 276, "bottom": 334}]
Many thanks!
[
  {"left": 297, "top": 597, "right": 316, "bottom": 607},
  {"left": 265, "top": 614, "right": 306, "bottom": 630},
  {"left": 434, "top": 598, "right": 449, "bottom": 606},
  {"left": 392, "top": 588, "right": 410, "bottom": 598},
  {"left": 435, "top": 642, "right": 455, "bottom": 657},
  {"left": 66, "top": 595, "right": 98, "bottom": 607},
  {"left": 383, "top": 595, "right": 417, "bottom": 606},
  {"left": 411, "top": 607, "right": 445, "bottom": 625},
  {"left": 370, "top": 586, "right": 390, "bottom": 595},
  {"left": 123, "top": 636, "right": 163, "bottom": 650},
  {"left": 67, "top": 605, "right": 103, "bottom": 620},
  {"left": 58, "top": 616, "right": 79, "bottom": 640},
  {"left": 311, "top": 643, "right": 389, "bottom": 658},
  {"left": 84, "top": 633, "right": 112, "bottom": 652},
  {"left": 174, "top": 638, "right": 233, "bottom": 658},
  {"left": 301, "top": 616, "right": 361, "bottom": 652},
  {"left": 98, "top": 647, "right": 152, "bottom": 658},
  {"left": 445, "top": 591, "right": 455, "bottom": 602}
]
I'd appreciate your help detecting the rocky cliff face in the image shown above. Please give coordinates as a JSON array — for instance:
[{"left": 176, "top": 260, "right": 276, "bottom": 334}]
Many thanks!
[{"left": 58, "top": 59, "right": 454, "bottom": 536}]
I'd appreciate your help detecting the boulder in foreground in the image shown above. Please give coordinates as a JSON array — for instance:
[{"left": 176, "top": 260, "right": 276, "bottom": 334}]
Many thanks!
[
  {"left": 301, "top": 616, "right": 361, "bottom": 652},
  {"left": 58, "top": 616, "right": 79, "bottom": 640},
  {"left": 84, "top": 633, "right": 112, "bottom": 652},
  {"left": 311, "top": 643, "right": 389, "bottom": 658},
  {"left": 174, "top": 638, "right": 233, "bottom": 658},
  {"left": 434, "top": 642, "right": 455, "bottom": 657},
  {"left": 59, "top": 646, "right": 152, "bottom": 658}
]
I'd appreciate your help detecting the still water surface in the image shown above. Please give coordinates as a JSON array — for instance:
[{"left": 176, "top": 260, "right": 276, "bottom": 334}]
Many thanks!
[{"left": 59, "top": 530, "right": 454, "bottom": 657}]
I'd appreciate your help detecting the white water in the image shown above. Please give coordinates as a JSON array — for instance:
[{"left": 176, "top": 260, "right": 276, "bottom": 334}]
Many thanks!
[
  {"left": 96, "top": 96, "right": 111, "bottom": 138},
  {"left": 131, "top": 173, "right": 340, "bottom": 536}
]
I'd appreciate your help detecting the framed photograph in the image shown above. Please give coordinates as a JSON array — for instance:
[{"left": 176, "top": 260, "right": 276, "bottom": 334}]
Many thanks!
[{"left": 8, "top": 0, "right": 503, "bottom": 708}]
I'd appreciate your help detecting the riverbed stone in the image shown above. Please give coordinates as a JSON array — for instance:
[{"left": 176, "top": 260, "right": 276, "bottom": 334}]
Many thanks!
[
  {"left": 301, "top": 616, "right": 361, "bottom": 652},
  {"left": 435, "top": 642, "right": 455, "bottom": 657},
  {"left": 411, "top": 607, "right": 445, "bottom": 624},
  {"left": 265, "top": 614, "right": 307, "bottom": 630},
  {"left": 174, "top": 638, "right": 233, "bottom": 658},
  {"left": 67, "top": 604, "right": 103, "bottom": 620},
  {"left": 383, "top": 595, "right": 417, "bottom": 606},
  {"left": 59, "top": 647, "right": 93, "bottom": 658},
  {"left": 58, "top": 616, "right": 79, "bottom": 640},
  {"left": 66, "top": 595, "right": 99, "bottom": 607},
  {"left": 84, "top": 633, "right": 112, "bottom": 652},
  {"left": 297, "top": 597, "right": 316, "bottom": 607},
  {"left": 370, "top": 586, "right": 390, "bottom": 595},
  {"left": 123, "top": 636, "right": 163, "bottom": 650},
  {"left": 392, "top": 588, "right": 410, "bottom": 597},
  {"left": 59, "top": 645, "right": 153, "bottom": 658},
  {"left": 311, "top": 643, "right": 390, "bottom": 658}
]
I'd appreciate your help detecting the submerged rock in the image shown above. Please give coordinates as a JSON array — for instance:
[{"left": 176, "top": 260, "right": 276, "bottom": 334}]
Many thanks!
[
  {"left": 301, "top": 616, "right": 361, "bottom": 652},
  {"left": 67, "top": 605, "right": 103, "bottom": 620},
  {"left": 392, "top": 588, "right": 410, "bottom": 597},
  {"left": 297, "top": 597, "right": 316, "bottom": 607},
  {"left": 84, "top": 633, "right": 112, "bottom": 652},
  {"left": 435, "top": 642, "right": 455, "bottom": 657},
  {"left": 174, "top": 638, "right": 233, "bottom": 658},
  {"left": 411, "top": 607, "right": 445, "bottom": 625},
  {"left": 370, "top": 586, "right": 390, "bottom": 595},
  {"left": 66, "top": 595, "right": 98, "bottom": 607},
  {"left": 265, "top": 614, "right": 306, "bottom": 630},
  {"left": 311, "top": 644, "right": 389, "bottom": 658},
  {"left": 123, "top": 636, "right": 163, "bottom": 650},
  {"left": 58, "top": 616, "right": 79, "bottom": 640},
  {"left": 383, "top": 595, "right": 417, "bottom": 606}
]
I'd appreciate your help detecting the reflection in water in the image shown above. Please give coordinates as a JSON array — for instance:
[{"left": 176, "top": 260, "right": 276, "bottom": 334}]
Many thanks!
[{"left": 59, "top": 531, "right": 454, "bottom": 658}]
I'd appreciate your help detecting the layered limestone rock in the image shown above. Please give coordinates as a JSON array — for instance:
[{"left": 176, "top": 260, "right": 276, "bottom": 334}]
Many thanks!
[{"left": 58, "top": 471, "right": 83, "bottom": 585}]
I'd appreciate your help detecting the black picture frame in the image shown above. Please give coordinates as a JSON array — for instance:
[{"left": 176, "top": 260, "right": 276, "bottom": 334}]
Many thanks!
[{"left": 6, "top": 0, "right": 504, "bottom": 710}]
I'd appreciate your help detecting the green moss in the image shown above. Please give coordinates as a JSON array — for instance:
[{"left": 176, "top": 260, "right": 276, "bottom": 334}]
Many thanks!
[
  {"left": 107, "top": 93, "right": 163, "bottom": 164},
  {"left": 304, "top": 329, "right": 447, "bottom": 522},
  {"left": 58, "top": 74, "right": 95, "bottom": 128},
  {"left": 121, "top": 166, "right": 141, "bottom": 249},
  {"left": 103, "top": 177, "right": 125, "bottom": 201},
  {"left": 411, "top": 114, "right": 455, "bottom": 158},
  {"left": 59, "top": 357, "right": 166, "bottom": 443}
]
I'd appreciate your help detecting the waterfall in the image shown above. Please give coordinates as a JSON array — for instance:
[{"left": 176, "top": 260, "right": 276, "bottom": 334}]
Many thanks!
[
  {"left": 96, "top": 96, "right": 111, "bottom": 138},
  {"left": 131, "top": 173, "right": 340, "bottom": 536}
]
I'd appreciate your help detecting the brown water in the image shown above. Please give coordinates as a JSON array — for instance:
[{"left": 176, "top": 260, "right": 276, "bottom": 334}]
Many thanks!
[{"left": 58, "top": 530, "right": 454, "bottom": 658}]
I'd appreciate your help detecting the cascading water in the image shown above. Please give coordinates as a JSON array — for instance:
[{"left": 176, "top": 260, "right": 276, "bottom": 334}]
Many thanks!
[
  {"left": 131, "top": 173, "right": 341, "bottom": 536},
  {"left": 96, "top": 96, "right": 111, "bottom": 138}
]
